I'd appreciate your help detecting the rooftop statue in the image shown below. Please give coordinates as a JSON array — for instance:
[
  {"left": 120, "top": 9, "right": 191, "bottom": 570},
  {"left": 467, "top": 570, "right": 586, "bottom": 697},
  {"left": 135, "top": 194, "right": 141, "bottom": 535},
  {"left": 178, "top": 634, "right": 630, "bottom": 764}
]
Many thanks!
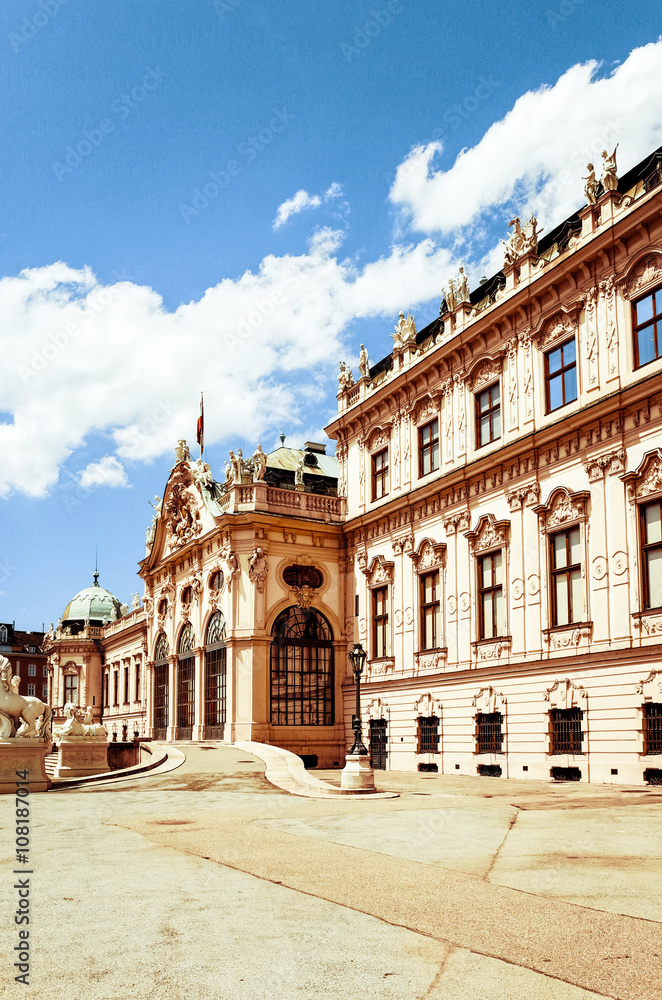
[
  {"left": 582, "top": 163, "right": 599, "bottom": 205},
  {"left": 252, "top": 444, "right": 268, "bottom": 482},
  {"left": 457, "top": 267, "right": 470, "bottom": 303},
  {"left": 191, "top": 458, "right": 214, "bottom": 487},
  {"left": 445, "top": 278, "right": 457, "bottom": 312},
  {"left": 337, "top": 361, "right": 355, "bottom": 391},
  {"left": 175, "top": 439, "right": 191, "bottom": 463},
  {"left": 601, "top": 144, "right": 619, "bottom": 192},
  {"left": 358, "top": 344, "right": 370, "bottom": 379},
  {"left": 391, "top": 311, "right": 406, "bottom": 348},
  {"left": 503, "top": 215, "right": 543, "bottom": 265}
]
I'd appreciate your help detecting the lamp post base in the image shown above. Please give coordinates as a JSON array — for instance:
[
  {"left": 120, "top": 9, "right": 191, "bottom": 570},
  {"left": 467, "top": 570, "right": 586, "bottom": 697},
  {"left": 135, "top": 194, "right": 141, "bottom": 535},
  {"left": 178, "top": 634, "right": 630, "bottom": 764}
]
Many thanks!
[{"left": 340, "top": 752, "right": 376, "bottom": 791}]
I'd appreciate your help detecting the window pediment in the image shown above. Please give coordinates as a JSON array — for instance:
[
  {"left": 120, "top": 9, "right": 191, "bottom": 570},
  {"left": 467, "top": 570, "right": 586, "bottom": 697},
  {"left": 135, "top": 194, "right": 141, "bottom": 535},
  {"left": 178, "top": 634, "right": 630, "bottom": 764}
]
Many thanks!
[
  {"left": 465, "top": 514, "right": 510, "bottom": 553},
  {"left": 364, "top": 555, "right": 395, "bottom": 586},
  {"left": 531, "top": 308, "right": 579, "bottom": 351},
  {"left": 409, "top": 538, "right": 446, "bottom": 572},
  {"left": 622, "top": 449, "right": 662, "bottom": 504},
  {"left": 465, "top": 354, "right": 503, "bottom": 393},
  {"left": 534, "top": 488, "right": 590, "bottom": 531},
  {"left": 545, "top": 677, "right": 587, "bottom": 710},
  {"left": 619, "top": 249, "right": 662, "bottom": 300},
  {"left": 472, "top": 685, "right": 506, "bottom": 714}
]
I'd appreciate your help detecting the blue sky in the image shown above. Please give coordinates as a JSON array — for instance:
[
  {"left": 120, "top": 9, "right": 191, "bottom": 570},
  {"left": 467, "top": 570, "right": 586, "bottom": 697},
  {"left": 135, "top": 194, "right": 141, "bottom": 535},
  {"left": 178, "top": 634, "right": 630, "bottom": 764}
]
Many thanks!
[{"left": 1, "top": 0, "right": 661, "bottom": 627}]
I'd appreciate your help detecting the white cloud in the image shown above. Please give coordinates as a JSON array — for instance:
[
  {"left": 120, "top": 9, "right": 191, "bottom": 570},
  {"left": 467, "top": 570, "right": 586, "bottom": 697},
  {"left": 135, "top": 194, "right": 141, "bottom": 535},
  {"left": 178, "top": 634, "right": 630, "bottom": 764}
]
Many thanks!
[
  {"left": 324, "top": 183, "right": 343, "bottom": 201},
  {"left": 78, "top": 456, "right": 129, "bottom": 489},
  {"left": 272, "top": 189, "right": 322, "bottom": 229},
  {"left": 390, "top": 40, "right": 662, "bottom": 237},
  {"left": 0, "top": 238, "right": 457, "bottom": 498}
]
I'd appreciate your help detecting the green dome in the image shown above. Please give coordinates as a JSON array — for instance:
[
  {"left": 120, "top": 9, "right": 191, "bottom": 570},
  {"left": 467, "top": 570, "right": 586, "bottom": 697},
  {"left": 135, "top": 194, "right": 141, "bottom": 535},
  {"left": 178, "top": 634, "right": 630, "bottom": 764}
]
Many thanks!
[{"left": 61, "top": 572, "right": 123, "bottom": 626}]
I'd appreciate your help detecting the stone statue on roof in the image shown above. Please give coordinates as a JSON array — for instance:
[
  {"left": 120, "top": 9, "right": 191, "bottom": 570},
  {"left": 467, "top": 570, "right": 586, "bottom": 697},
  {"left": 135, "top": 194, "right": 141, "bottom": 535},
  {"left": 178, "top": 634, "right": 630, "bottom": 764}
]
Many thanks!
[
  {"left": 601, "top": 144, "right": 619, "bottom": 192},
  {"left": 582, "top": 163, "right": 599, "bottom": 205},
  {"left": 358, "top": 344, "right": 370, "bottom": 379}
]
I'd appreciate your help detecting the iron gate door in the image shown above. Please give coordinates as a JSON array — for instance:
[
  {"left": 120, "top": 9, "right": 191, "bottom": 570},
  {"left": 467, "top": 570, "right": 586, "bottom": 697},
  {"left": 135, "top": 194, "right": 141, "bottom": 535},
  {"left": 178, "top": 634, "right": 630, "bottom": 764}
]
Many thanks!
[{"left": 370, "top": 719, "right": 388, "bottom": 770}]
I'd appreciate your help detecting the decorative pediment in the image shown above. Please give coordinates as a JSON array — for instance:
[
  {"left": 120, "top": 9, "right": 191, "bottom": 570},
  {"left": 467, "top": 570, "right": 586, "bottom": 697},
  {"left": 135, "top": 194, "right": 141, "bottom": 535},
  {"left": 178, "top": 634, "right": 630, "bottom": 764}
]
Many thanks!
[
  {"left": 163, "top": 465, "right": 204, "bottom": 555},
  {"left": 409, "top": 391, "right": 441, "bottom": 426},
  {"left": 364, "top": 555, "right": 395, "bottom": 587},
  {"left": 365, "top": 697, "right": 389, "bottom": 720},
  {"left": 413, "top": 692, "right": 442, "bottom": 717},
  {"left": 534, "top": 488, "right": 590, "bottom": 531},
  {"left": 367, "top": 424, "right": 391, "bottom": 452},
  {"left": 532, "top": 308, "right": 579, "bottom": 350},
  {"left": 409, "top": 538, "right": 446, "bottom": 572},
  {"left": 465, "top": 354, "right": 503, "bottom": 393},
  {"left": 622, "top": 449, "right": 662, "bottom": 504},
  {"left": 472, "top": 685, "right": 506, "bottom": 714},
  {"left": 638, "top": 669, "right": 662, "bottom": 699},
  {"left": 545, "top": 677, "right": 587, "bottom": 710},
  {"left": 465, "top": 514, "right": 510, "bottom": 553},
  {"left": 619, "top": 249, "right": 662, "bottom": 300}
]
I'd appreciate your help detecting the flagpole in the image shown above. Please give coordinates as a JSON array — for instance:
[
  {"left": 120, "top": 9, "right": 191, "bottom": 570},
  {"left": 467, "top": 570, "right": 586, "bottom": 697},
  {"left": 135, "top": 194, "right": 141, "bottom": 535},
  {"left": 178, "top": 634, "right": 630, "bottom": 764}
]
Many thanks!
[{"left": 197, "top": 392, "right": 204, "bottom": 461}]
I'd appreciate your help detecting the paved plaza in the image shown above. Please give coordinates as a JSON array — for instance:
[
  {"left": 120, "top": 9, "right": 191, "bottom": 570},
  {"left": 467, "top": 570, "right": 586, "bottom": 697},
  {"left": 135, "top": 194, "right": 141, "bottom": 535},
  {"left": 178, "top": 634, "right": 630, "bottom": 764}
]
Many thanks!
[{"left": 2, "top": 745, "right": 662, "bottom": 999}]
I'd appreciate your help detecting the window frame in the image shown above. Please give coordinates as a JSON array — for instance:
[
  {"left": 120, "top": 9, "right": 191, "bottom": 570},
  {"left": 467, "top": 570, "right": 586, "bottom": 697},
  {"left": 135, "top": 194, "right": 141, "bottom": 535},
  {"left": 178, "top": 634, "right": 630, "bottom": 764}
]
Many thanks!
[
  {"left": 371, "top": 585, "right": 389, "bottom": 659},
  {"left": 640, "top": 499, "right": 662, "bottom": 611},
  {"left": 371, "top": 447, "right": 389, "bottom": 501},
  {"left": 419, "top": 570, "right": 441, "bottom": 651},
  {"left": 476, "top": 711, "right": 504, "bottom": 755},
  {"left": 416, "top": 715, "right": 440, "bottom": 754},
  {"left": 544, "top": 337, "right": 577, "bottom": 413},
  {"left": 633, "top": 284, "right": 662, "bottom": 369},
  {"left": 550, "top": 707, "right": 584, "bottom": 755},
  {"left": 477, "top": 550, "right": 504, "bottom": 640},
  {"left": 549, "top": 525, "right": 583, "bottom": 627},
  {"left": 418, "top": 418, "right": 440, "bottom": 478},
  {"left": 475, "top": 381, "right": 501, "bottom": 449}
]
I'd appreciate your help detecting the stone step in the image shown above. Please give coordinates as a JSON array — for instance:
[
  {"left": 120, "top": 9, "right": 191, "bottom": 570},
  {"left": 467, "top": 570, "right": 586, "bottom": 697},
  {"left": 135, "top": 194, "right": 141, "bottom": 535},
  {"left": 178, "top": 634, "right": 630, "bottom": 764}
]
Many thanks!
[{"left": 43, "top": 750, "right": 58, "bottom": 777}]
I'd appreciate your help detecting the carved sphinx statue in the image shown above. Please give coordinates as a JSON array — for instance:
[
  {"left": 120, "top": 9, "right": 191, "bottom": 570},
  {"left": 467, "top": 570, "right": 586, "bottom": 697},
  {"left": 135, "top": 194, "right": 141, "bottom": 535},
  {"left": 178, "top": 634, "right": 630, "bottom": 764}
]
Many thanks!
[{"left": 0, "top": 656, "right": 52, "bottom": 740}]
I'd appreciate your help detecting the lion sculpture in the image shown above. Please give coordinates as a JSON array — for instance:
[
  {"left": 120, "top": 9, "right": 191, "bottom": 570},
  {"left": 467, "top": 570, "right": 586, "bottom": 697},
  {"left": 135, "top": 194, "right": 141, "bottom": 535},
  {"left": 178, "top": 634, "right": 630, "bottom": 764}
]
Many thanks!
[{"left": 0, "top": 655, "right": 52, "bottom": 740}]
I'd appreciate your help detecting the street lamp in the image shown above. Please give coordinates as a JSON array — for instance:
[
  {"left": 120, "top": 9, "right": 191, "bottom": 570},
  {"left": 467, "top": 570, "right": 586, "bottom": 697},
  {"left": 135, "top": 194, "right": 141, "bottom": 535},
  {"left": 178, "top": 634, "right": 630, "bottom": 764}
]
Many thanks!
[
  {"left": 347, "top": 642, "right": 368, "bottom": 756},
  {"left": 340, "top": 641, "right": 376, "bottom": 791}
]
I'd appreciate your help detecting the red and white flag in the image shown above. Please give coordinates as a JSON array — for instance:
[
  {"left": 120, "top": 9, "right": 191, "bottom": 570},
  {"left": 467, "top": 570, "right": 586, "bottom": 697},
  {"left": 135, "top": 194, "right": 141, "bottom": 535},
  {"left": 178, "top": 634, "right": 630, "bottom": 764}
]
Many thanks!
[{"left": 196, "top": 392, "right": 204, "bottom": 456}]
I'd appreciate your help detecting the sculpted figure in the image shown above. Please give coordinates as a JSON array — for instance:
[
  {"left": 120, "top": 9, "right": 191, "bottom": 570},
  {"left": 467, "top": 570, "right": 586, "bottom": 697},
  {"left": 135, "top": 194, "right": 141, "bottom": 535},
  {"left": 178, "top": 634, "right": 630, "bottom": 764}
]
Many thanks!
[
  {"left": 402, "top": 313, "right": 417, "bottom": 343},
  {"left": 192, "top": 458, "right": 213, "bottom": 487},
  {"left": 248, "top": 547, "right": 268, "bottom": 592},
  {"left": 446, "top": 279, "right": 457, "bottom": 311},
  {"left": 391, "top": 311, "right": 406, "bottom": 348},
  {"left": 228, "top": 450, "right": 242, "bottom": 481},
  {"left": 0, "top": 656, "right": 51, "bottom": 739},
  {"left": 252, "top": 444, "right": 268, "bottom": 482},
  {"left": 295, "top": 458, "right": 304, "bottom": 486},
  {"left": 131, "top": 592, "right": 141, "bottom": 610},
  {"left": 583, "top": 163, "right": 599, "bottom": 205},
  {"left": 358, "top": 344, "right": 370, "bottom": 379},
  {"left": 601, "top": 144, "right": 619, "bottom": 192},
  {"left": 175, "top": 439, "right": 191, "bottom": 463},
  {"left": 457, "top": 267, "right": 470, "bottom": 303}
]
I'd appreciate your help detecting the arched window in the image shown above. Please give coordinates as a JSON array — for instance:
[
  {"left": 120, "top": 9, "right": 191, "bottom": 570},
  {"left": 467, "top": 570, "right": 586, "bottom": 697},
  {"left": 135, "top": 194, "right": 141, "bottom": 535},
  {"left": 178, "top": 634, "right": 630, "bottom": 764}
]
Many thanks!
[
  {"left": 153, "top": 633, "right": 169, "bottom": 740},
  {"left": 177, "top": 624, "right": 195, "bottom": 738},
  {"left": 205, "top": 612, "right": 227, "bottom": 738},
  {"left": 270, "top": 606, "right": 333, "bottom": 726}
]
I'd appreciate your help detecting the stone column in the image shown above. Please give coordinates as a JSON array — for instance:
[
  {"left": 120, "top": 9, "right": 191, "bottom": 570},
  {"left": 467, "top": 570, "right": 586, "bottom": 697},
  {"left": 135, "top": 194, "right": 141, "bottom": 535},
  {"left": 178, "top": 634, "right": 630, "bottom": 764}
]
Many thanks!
[
  {"left": 192, "top": 646, "right": 204, "bottom": 741},
  {"left": 166, "top": 654, "right": 177, "bottom": 741}
]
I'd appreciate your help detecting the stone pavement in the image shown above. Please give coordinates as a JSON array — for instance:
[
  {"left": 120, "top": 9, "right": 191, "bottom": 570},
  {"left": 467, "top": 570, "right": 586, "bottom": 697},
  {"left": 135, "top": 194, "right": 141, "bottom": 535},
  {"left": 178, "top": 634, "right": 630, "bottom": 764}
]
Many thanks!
[{"left": 2, "top": 743, "right": 662, "bottom": 999}]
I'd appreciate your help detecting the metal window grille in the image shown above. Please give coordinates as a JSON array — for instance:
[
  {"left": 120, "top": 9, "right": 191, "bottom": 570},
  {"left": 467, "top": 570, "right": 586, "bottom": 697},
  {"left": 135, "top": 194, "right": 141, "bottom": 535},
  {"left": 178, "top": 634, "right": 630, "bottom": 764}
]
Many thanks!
[
  {"left": 550, "top": 707, "right": 584, "bottom": 754},
  {"left": 205, "top": 611, "right": 228, "bottom": 734},
  {"left": 417, "top": 715, "right": 440, "bottom": 754},
  {"left": 176, "top": 657, "right": 195, "bottom": 735},
  {"left": 476, "top": 712, "right": 503, "bottom": 754},
  {"left": 153, "top": 659, "right": 168, "bottom": 739},
  {"left": 644, "top": 702, "right": 662, "bottom": 755},
  {"left": 270, "top": 606, "right": 334, "bottom": 727}
]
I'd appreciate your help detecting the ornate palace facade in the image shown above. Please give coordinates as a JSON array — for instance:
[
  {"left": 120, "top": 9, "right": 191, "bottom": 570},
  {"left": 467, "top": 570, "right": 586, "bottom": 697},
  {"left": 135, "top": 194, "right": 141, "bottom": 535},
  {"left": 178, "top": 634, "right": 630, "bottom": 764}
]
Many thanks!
[{"left": 46, "top": 143, "right": 662, "bottom": 782}]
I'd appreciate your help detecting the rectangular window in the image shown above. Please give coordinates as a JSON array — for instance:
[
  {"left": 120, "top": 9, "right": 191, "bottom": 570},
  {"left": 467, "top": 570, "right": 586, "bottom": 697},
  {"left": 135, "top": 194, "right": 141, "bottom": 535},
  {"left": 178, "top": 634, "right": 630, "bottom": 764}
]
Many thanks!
[
  {"left": 550, "top": 526, "right": 582, "bottom": 626},
  {"left": 43, "top": 665, "right": 48, "bottom": 677},
  {"left": 550, "top": 707, "right": 584, "bottom": 754},
  {"left": 372, "top": 587, "right": 389, "bottom": 659},
  {"left": 417, "top": 716, "right": 440, "bottom": 754},
  {"left": 418, "top": 418, "right": 439, "bottom": 477},
  {"left": 420, "top": 571, "right": 441, "bottom": 650},
  {"left": 634, "top": 286, "right": 662, "bottom": 368},
  {"left": 478, "top": 551, "right": 503, "bottom": 639},
  {"left": 113, "top": 670, "right": 119, "bottom": 706},
  {"left": 123, "top": 667, "right": 129, "bottom": 705},
  {"left": 641, "top": 500, "right": 662, "bottom": 610},
  {"left": 476, "top": 712, "right": 503, "bottom": 754},
  {"left": 545, "top": 339, "right": 577, "bottom": 412},
  {"left": 103, "top": 672, "right": 109, "bottom": 709},
  {"left": 371, "top": 448, "right": 389, "bottom": 500},
  {"left": 64, "top": 674, "right": 78, "bottom": 705},
  {"left": 28, "top": 683, "right": 35, "bottom": 697},
  {"left": 28, "top": 664, "right": 36, "bottom": 677},
  {"left": 643, "top": 702, "right": 662, "bottom": 755},
  {"left": 42, "top": 684, "right": 48, "bottom": 699},
  {"left": 475, "top": 383, "right": 501, "bottom": 447},
  {"left": 135, "top": 661, "right": 141, "bottom": 703}
]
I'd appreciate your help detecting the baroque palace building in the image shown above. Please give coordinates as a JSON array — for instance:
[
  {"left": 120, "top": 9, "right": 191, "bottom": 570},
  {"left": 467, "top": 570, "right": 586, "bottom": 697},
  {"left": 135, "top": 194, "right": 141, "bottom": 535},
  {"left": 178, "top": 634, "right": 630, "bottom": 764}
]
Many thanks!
[{"left": 46, "top": 142, "right": 662, "bottom": 782}]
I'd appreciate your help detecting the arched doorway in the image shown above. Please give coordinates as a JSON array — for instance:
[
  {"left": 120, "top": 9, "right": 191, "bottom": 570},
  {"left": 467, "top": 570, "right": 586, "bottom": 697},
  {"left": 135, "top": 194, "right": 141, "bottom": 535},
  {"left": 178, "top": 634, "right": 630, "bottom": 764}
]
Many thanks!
[
  {"left": 176, "top": 624, "right": 195, "bottom": 739},
  {"left": 270, "top": 606, "right": 334, "bottom": 726},
  {"left": 204, "top": 611, "right": 227, "bottom": 739},
  {"left": 153, "top": 633, "right": 169, "bottom": 740}
]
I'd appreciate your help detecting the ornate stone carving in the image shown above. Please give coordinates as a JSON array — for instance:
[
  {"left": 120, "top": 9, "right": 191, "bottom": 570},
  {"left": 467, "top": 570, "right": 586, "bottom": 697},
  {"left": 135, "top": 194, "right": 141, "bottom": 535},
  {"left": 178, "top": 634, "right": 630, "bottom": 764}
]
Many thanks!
[
  {"left": 392, "top": 310, "right": 417, "bottom": 347},
  {"left": 248, "top": 547, "right": 268, "bottom": 592},
  {"left": 583, "top": 449, "right": 626, "bottom": 481},
  {"left": 294, "top": 585, "right": 314, "bottom": 609},
  {"left": 465, "top": 514, "right": 509, "bottom": 553},
  {"left": 477, "top": 639, "right": 511, "bottom": 661},
  {"left": 503, "top": 216, "right": 542, "bottom": 265},
  {"left": 633, "top": 615, "right": 662, "bottom": 637},
  {"left": 164, "top": 468, "right": 203, "bottom": 552},
  {"left": 612, "top": 551, "right": 628, "bottom": 577},
  {"left": 622, "top": 449, "right": 662, "bottom": 504},
  {"left": 413, "top": 692, "right": 442, "bottom": 716},
  {"left": 0, "top": 656, "right": 52, "bottom": 739},
  {"left": 358, "top": 344, "right": 370, "bottom": 379},
  {"left": 545, "top": 677, "right": 587, "bottom": 709},
  {"left": 638, "top": 669, "right": 662, "bottom": 698},
  {"left": 411, "top": 392, "right": 440, "bottom": 426},
  {"left": 622, "top": 253, "right": 662, "bottom": 299},
  {"left": 506, "top": 483, "right": 540, "bottom": 510},
  {"left": 472, "top": 685, "right": 506, "bottom": 714},
  {"left": 544, "top": 626, "right": 592, "bottom": 650},
  {"left": 535, "top": 489, "right": 589, "bottom": 531},
  {"left": 592, "top": 556, "right": 608, "bottom": 582},
  {"left": 364, "top": 556, "right": 395, "bottom": 586},
  {"left": 466, "top": 357, "right": 502, "bottom": 393},
  {"left": 511, "top": 578, "right": 524, "bottom": 601},
  {"left": 337, "top": 361, "right": 355, "bottom": 393},
  {"left": 175, "top": 439, "right": 191, "bottom": 463},
  {"left": 443, "top": 510, "right": 471, "bottom": 534},
  {"left": 410, "top": 539, "right": 446, "bottom": 572},
  {"left": 221, "top": 545, "right": 240, "bottom": 593},
  {"left": 539, "top": 312, "right": 577, "bottom": 350},
  {"left": 601, "top": 145, "right": 618, "bottom": 192}
]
